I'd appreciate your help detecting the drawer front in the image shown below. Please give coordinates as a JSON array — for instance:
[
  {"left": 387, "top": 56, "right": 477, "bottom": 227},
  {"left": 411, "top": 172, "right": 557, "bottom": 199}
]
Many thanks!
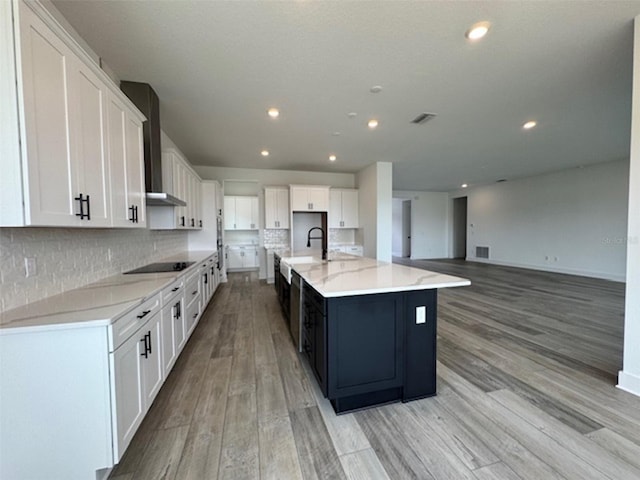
[
  {"left": 185, "top": 294, "right": 201, "bottom": 335},
  {"left": 162, "top": 277, "right": 184, "bottom": 306},
  {"left": 109, "top": 293, "right": 161, "bottom": 351}
]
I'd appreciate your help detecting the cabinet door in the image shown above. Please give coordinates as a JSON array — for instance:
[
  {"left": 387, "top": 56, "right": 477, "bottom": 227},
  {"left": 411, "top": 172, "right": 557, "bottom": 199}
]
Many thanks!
[
  {"left": 18, "top": 5, "right": 78, "bottom": 226},
  {"left": 276, "top": 189, "right": 290, "bottom": 228},
  {"left": 110, "top": 328, "right": 145, "bottom": 461},
  {"left": 69, "top": 58, "right": 110, "bottom": 227},
  {"left": 107, "top": 94, "right": 130, "bottom": 227},
  {"left": 235, "top": 196, "right": 252, "bottom": 229},
  {"left": 307, "top": 187, "right": 329, "bottom": 211},
  {"left": 290, "top": 188, "right": 308, "bottom": 211},
  {"left": 250, "top": 197, "right": 259, "bottom": 229},
  {"left": 244, "top": 247, "right": 258, "bottom": 268},
  {"left": 265, "top": 189, "right": 277, "bottom": 228},
  {"left": 160, "top": 302, "right": 177, "bottom": 377},
  {"left": 224, "top": 197, "right": 236, "bottom": 229},
  {"left": 329, "top": 190, "right": 342, "bottom": 228},
  {"left": 174, "top": 297, "right": 186, "bottom": 352},
  {"left": 141, "top": 314, "right": 163, "bottom": 407},
  {"left": 341, "top": 190, "right": 359, "bottom": 228},
  {"left": 227, "top": 248, "right": 243, "bottom": 269},
  {"left": 124, "top": 112, "right": 146, "bottom": 226},
  {"left": 173, "top": 160, "right": 187, "bottom": 228}
]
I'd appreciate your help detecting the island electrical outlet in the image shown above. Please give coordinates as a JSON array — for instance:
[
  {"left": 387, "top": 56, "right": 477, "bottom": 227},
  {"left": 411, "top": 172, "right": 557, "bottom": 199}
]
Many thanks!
[{"left": 416, "top": 305, "right": 426, "bottom": 324}]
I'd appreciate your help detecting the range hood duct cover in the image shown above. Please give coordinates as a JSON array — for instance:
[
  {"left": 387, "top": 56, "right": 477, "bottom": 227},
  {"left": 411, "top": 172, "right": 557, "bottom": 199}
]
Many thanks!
[{"left": 120, "top": 81, "right": 186, "bottom": 207}]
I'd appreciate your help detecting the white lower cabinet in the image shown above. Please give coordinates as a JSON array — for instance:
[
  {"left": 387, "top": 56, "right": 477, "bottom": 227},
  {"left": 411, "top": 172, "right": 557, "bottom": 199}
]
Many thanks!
[
  {"left": 110, "top": 296, "right": 163, "bottom": 462},
  {"left": 226, "top": 245, "right": 258, "bottom": 270},
  {"left": 0, "top": 256, "right": 221, "bottom": 480}
]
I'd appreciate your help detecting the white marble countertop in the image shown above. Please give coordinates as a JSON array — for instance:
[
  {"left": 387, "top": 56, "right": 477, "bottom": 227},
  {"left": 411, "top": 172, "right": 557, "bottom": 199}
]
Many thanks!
[
  {"left": 0, "top": 250, "right": 216, "bottom": 334},
  {"left": 290, "top": 255, "right": 470, "bottom": 297}
]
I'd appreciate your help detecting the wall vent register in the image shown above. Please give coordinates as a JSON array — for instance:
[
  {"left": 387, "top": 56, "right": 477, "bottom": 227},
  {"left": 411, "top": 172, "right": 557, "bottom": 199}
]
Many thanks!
[{"left": 476, "top": 246, "right": 490, "bottom": 259}]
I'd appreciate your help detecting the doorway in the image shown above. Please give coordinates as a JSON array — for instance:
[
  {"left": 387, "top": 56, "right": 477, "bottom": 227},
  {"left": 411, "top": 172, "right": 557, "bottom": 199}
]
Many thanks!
[
  {"left": 402, "top": 200, "right": 411, "bottom": 258},
  {"left": 452, "top": 196, "right": 467, "bottom": 259}
]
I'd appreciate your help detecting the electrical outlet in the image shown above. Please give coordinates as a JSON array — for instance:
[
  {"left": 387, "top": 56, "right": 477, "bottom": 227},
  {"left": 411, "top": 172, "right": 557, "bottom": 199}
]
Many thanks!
[
  {"left": 545, "top": 255, "right": 549, "bottom": 261},
  {"left": 554, "top": 256, "right": 559, "bottom": 262},
  {"left": 24, "top": 257, "right": 37, "bottom": 277},
  {"left": 416, "top": 306, "right": 426, "bottom": 324}
]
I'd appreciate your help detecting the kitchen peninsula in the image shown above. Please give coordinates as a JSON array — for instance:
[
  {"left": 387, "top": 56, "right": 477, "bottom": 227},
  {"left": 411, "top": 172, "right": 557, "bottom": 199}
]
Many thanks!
[{"left": 280, "top": 254, "right": 470, "bottom": 413}]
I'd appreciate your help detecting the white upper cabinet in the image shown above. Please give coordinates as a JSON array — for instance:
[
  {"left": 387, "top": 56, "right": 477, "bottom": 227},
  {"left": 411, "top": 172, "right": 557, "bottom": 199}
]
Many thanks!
[
  {"left": 151, "top": 147, "right": 201, "bottom": 230},
  {"left": 0, "top": 1, "right": 146, "bottom": 228},
  {"left": 290, "top": 185, "right": 330, "bottom": 212},
  {"left": 108, "top": 91, "right": 146, "bottom": 227},
  {"left": 224, "top": 196, "right": 259, "bottom": 230},
  {"left": 329, "top": 189, "right": 359, "bottom": 228},
  {"left": 264, "top": 187, "right": 290, "bottom": 229}
]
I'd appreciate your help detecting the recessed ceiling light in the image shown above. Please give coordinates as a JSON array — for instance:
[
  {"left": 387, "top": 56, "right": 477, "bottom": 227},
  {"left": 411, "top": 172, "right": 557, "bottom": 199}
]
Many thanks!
[
  {"left": 461, "top": 184, "right": 468, "bottom": 188},
  {"left": 370, "top": 85, "right": 383, "bottom": 93},
  {"left": 332, "top": 131, "right": 341, "bottom": 136},
  {"left": 466, "top": 21, "right": 490, "bottom": 41},
  {"left": 260, "top": 150, "right": 269, "bottom": 157},
  {"left": 368, "top": 119, "right": 379, "bottom": 129},
  {"left": 348, "top": 112, "right": 358, "bottom": 118},
  {"left": 329, "top": 154, "right": 337, "bottom": 162},
  {"left": 267, "top": 108, "right": 279, "bottom": 118},
  {"left": 523, "top": 120, "right": 537, "bottom": 130}
]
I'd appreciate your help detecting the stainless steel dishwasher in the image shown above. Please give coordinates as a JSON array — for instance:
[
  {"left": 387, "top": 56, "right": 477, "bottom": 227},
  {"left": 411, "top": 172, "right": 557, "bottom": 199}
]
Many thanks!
[{"left": 290, "top": 271, "right": 302, "bottom": 352}]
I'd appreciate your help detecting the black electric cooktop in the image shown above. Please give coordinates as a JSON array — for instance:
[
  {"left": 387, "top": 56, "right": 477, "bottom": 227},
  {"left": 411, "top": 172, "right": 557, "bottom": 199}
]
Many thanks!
[{"left": 124, "top": 262, "right": 195, "bottom": 274}]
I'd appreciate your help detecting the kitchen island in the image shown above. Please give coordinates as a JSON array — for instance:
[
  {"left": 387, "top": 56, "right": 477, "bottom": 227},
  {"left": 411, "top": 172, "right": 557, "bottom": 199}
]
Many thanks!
[{"left": 282, "top": 254, "right": 470, "bottom": 413}]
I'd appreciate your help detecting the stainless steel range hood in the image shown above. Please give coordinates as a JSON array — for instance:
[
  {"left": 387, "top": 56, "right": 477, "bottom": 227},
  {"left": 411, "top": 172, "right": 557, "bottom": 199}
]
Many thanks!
[{"left": 120, "top": 81, "right": 186, "bottom": 207}]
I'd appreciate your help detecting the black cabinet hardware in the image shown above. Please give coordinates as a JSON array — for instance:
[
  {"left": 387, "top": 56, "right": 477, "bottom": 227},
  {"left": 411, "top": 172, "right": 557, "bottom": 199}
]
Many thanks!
[
  {"left": 129, "top": 205, "right": 136, "bottom": 222},
  {"left": 180, "top": 216, "right": 185, "bottom": 227},
  {"left": 193, "top": 313, "right": 197, "bottom": 319},
  {"left": 140, "top": 334, "right": 149, "bottom": 358},
  {"left": 199, "top": 220, "right": 203, "bottom": 227},
  {"left": 174, "top": 301, "right": 181, "bottom": 320},
  {"left": 147, "top": 332, "right": 152, "bottom": 355},
  {"left": 134, "top": 206, "right": 138, "bottom": 223},
  {"left": 204, "top": 273, "right": 208, "bottom": 284},
  {"left": 191, "top": 218, "right": 195, "bottom": 227},
  {"left": 136, "top": 309, "right": 151, "bottom": 319},
  {"left": 171, "top": 287, "right": 180, "bottom": 292},
  {"left": 192, "top": 290, "right": 197, "bottom": 295},
  {"left": 75, "top": 194, "right": 91, "bottom": 220}
]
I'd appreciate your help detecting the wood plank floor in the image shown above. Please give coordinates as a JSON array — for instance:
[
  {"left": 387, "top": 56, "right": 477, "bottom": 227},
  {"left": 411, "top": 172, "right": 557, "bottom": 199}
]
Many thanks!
[{"left": 109, "top": 259, "right": 640, "bottom": 480}]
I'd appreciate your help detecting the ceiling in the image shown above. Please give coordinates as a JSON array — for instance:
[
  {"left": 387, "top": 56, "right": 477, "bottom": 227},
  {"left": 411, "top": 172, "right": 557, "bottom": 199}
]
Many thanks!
[{"left": 52, "top": 1, "right": 640, "bottom": 191}]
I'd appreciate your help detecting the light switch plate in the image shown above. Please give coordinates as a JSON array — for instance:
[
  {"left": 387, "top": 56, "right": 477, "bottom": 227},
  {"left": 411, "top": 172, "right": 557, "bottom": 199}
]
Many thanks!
[{"left": 416, "top": 306, "right": 426, "bottom": 324}]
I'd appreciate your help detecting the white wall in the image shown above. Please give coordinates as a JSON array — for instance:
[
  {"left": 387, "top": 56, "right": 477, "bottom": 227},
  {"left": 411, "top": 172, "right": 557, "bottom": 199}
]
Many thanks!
[
  {"left": 356, "top": 162, "right": 392, "bottom": 261},
  {"left": 195, "top": 165, "right": 355, "bottom": 188},
  {"left": 0, "top": 228, "right": 187, "bottom": 313},
  {"left": 450, "top": 159, "right": 629, "bottom": 281},
  {"left": 393, "top": 191, "right": 449, "bottom": 259},
  {"left": 618, "top": 15, "right": 640, "bottom": 397},
  {"left": 392, "top": 199, "right": 404, "bottom": 256}
]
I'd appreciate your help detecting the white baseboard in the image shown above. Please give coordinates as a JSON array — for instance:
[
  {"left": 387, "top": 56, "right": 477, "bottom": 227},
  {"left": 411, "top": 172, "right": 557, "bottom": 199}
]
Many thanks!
[
  {"left": 617, "top": 370, "right": 640, "bottom": 397},
  {"left": 465, "top": 258, "right": 625, "bottom": 283}
]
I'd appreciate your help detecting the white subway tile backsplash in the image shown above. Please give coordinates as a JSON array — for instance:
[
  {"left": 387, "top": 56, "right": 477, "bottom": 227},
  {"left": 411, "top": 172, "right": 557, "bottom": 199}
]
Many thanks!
[{"left": 0, "top": 227, "right": 188, "bottom": 313}]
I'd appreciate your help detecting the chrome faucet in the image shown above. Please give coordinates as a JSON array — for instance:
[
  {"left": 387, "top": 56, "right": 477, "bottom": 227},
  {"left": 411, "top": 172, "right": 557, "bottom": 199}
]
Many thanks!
[{"left": 306, "top": 227, "right": 327, "bottom": 260}]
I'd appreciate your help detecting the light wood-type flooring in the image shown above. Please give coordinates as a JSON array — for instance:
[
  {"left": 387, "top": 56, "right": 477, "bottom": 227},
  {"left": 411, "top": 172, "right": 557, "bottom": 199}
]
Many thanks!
[{"left": 109, "top": 259, "right": 640, "bottom": 480}]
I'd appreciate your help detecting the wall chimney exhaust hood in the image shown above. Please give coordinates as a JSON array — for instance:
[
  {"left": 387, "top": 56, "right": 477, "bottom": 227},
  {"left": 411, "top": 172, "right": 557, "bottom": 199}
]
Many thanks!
[{"left": 120, "top": 81, "right": 186, "bottom": 207}]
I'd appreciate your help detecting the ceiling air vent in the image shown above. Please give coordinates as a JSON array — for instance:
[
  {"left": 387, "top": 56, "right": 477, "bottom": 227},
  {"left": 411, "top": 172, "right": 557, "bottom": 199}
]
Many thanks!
[{"left": 411, "top": 112, "right": 437, "bottom": 124}]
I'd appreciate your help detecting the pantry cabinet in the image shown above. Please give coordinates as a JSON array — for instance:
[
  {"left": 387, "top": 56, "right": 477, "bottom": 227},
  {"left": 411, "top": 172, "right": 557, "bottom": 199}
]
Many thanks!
[
  {"left": 290, "top": 185, "right": 330, "bottom": 212},
  {"left": 329, "top": 189, "right": 359, "bottom": 228},
  {"left": 265, "top": 187, "right": 290, "bottom": 229},
  {"left": 0, "top": 0, "right": 146, "bottom": 228}
]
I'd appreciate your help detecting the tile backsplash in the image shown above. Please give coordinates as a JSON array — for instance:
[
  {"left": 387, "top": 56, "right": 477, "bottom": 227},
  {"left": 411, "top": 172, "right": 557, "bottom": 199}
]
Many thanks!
[
  {"left": 263, "top": 229, "right": 290, "bottom": 248},
  {"left": 0, "top": 228, "right": 187, "bottom": 313}
]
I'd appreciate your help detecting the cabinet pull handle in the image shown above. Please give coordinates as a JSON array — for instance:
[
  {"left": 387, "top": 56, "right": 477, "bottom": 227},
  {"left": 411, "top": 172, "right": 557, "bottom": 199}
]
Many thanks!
[
  {"left": 204, "top": 273, "right": 208, "bottom": 284},
  {"left": 129, "top": 205, "right": 136, "bottom": 222},
  {"left": 199, "top": 220, "right": 203, "bottom": 227},
  {"left": 75, "top": 193, "right": 91, "bottom": 220},
  {"left": 147, "top": 331, "right": 152, "bottom": 355},
  {"left": 171, "top": 287, "right": 180, "bottom": 292},
  {"left": 192, "top": 290, "right": 198, "bottom": 295},
  {"left": 140, "top": 334, "right": 149, "bottom": 358},
  {"left": 181, "top": 216, "right": 186, "bottom": 227},
  {"left": 137, "top": 309, "right": 151, "bottom": 319},
  {"left": 191, "top": 218, "right": 195, "bottom": 227},
  {"left": 193, "top": 313, "right": 198, "bottom": 319},
  {"left": 174, "top": 301, "right": 181, "bottom": 319},
  {"left": 135, "top": 206, "right": 139, "bottom": 223}
]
